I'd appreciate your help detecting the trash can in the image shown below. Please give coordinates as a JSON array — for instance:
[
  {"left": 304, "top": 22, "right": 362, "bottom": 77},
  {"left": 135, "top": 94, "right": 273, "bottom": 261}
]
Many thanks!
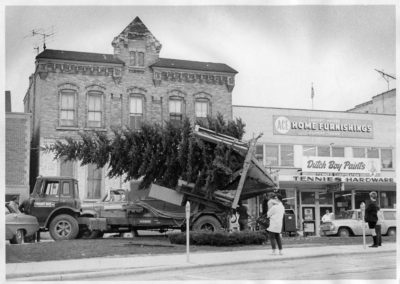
[{"left": 283, "top": 209, "right": 296, "bottom": 236}]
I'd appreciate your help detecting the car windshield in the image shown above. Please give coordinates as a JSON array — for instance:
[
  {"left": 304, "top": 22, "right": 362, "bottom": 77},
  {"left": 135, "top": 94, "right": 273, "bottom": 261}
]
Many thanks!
[{"left": 335, "top": 211, "right": 355, "bottom": 219}]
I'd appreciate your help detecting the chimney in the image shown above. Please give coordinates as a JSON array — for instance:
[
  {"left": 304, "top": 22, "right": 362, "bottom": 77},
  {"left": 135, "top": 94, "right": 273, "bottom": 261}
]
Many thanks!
[{"left": 5, "top": 90, "right": 11, "bottom": 112}]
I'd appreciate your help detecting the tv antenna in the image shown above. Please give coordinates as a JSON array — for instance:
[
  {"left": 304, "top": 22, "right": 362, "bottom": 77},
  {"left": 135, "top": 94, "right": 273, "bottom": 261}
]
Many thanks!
[
  {"left": 375, "top": 69, "right": 396, "bottom": 90},
  {"left": 25, "top": 26, "right": 56, "bottom": 53}
]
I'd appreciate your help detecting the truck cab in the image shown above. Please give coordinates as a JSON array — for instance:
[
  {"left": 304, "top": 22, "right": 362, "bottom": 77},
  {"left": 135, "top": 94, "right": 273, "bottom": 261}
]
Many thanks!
[{"left": 21, "top": 176, "right": 82, "bottom": 240}]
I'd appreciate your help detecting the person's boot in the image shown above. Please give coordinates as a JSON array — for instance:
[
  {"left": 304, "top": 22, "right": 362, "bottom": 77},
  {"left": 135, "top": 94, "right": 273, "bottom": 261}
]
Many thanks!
[
  {"left": 369, "top": 236, "right": 378, "bottom": 247},
  {"left": 378, "top": 235, "right": 382, "bottom": 246}
]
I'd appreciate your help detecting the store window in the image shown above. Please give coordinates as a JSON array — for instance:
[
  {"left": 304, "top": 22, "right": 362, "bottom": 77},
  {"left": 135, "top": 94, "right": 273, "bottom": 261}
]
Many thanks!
[
  {"left": 87, "top": 164, "right": 102, "bottom": 199},
  {"left": 317, "top": 146, "right": 330, "bottom": 157},
  {"left": 301, "top": 192, "right": 315, "bottom": 204},
  {"left": 319, "top": 192, "right": 333, "bottom": 204},
  {"left": 381, "top": 149, "right": 393, "bottom": 169},
  {"left": 281, "top": 145, "right": 294, "bottom": 166},
  {"left": 303, "top": 145, "right": 316, "bottom": 157},
  {"left": 379, "top": 191, "right": 396, "bottom": 208},
  {"left": 59, "top": 90, "right": 76, "bottom": 126},
  {"left": 352, "top": 147, "right": 365, "bottom": 158},
  {"left": 255, "top": 145, "right": 264, "bottom": 163},
  {"left": 87, "top": 91, "right": 103, "bottom": 128},
  {"left": 129, "top": 95, "right": 143, "bottom": 130},
  {"left": 332, "top": 147, "right": 345, "bottom": 157},
  {"left": 334, "top": 191, "right": 352, "bottom": 216},
  {"left": 265, "top": 145, "right": 279, "bottom": 166},
  {"left": 367, "top": 148, "right": 379, "bottom": 158}
]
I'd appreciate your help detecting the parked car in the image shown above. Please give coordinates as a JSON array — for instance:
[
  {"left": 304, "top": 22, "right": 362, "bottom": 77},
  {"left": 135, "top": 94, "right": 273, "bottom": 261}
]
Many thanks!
[
  {"left": 320, "top": 209, "right": 396, "bottom": 237},
  {"left": 5, "top": 204, "right": 39, "bottom": 244}
]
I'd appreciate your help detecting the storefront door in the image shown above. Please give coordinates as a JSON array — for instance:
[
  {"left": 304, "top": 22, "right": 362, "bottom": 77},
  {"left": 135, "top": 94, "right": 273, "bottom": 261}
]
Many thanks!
[{"left": 300, "top": 191, "right": 334, "bottom": 236}]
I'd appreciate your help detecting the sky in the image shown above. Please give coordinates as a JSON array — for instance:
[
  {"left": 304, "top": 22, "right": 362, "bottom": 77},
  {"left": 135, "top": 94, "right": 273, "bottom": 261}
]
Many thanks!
[{"left": 3, "top": 3, "right": 397, "bottom": 113}]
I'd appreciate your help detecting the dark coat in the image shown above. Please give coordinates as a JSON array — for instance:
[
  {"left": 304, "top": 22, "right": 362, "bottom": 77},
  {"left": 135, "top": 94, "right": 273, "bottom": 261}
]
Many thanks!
[{"left": 364, "top": 199, "right": 379, "bottom": 223}]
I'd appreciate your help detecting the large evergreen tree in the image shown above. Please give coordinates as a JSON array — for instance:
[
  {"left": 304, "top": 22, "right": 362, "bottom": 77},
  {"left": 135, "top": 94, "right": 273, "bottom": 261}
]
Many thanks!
[{"left": 45, "top": 113, "right": 246, "bottom": 194}]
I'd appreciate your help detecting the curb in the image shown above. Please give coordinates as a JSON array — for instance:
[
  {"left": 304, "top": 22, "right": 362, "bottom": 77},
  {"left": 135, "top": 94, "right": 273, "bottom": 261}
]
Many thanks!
[{"left": 7, "top": 248, "right": 395, "bottom": 281}]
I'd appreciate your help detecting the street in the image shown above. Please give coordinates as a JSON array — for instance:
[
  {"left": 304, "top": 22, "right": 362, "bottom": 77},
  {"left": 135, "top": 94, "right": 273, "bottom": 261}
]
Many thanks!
[{"left": 94, "top": 251, "right": 396, "bottom": 280}]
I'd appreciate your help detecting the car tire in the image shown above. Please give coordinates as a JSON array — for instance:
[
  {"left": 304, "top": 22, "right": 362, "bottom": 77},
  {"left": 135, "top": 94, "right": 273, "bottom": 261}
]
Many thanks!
[
  {"left": 192, "top": 215, "right": 222, "bottom": 232},
  {"left": 387, "top": 227, "right": 396, "bottom": 237},
  {"left": 49, "top": 214, "right": 79, "bottom": 241},
  {"left": 338, "top": 227, "right": 350, "bottom": 237},
  {"left": 10, "top": 229, "right": 25, "bottom": 244}
]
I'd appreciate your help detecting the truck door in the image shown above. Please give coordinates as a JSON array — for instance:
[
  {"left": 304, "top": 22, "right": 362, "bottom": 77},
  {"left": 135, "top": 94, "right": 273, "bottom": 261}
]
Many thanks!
[
  {"left": 30, "top": 180, "right": 60, "bottom": 225},
  {"left": 59, "top": 180, "right": 77, "bottom": 208}
]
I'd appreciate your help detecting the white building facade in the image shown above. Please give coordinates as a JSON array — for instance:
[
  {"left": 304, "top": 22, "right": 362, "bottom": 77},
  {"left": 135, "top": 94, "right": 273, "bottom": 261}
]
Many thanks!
[{"left": 233, "top": 105, "right": 396, "bottom": 235}]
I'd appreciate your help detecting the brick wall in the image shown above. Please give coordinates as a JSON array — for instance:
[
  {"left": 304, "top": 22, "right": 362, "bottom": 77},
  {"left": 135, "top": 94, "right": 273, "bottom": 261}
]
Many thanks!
[{"left": 5, "top": 112, "right": 31, "bottom": 200}]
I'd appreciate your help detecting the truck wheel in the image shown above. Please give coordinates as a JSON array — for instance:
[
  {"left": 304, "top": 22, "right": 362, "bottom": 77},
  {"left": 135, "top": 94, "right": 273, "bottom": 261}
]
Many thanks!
[
  {"left": 192, "top": 215, "right": 222, "bottom": 232},
  {"left": 49, "top": 214, "right": 79, "bottom": 241},
  {"left": 338, "top": 227, "right": 350, "bottom": 237},
  {"left": 10, "top": 229, "right": 25, "bottom": 244}
]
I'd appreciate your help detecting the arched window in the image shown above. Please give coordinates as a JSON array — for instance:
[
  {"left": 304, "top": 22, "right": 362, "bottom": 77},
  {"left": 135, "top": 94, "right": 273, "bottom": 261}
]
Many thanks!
[
  {"left": 129, "top": 95, "right": 144, "bottom": 130},
  {"left": 59, "top": 88, "right": 77, "bottom": 127},
  {"left": 87, "top": 91, "right": 103, "bottom": 128}
]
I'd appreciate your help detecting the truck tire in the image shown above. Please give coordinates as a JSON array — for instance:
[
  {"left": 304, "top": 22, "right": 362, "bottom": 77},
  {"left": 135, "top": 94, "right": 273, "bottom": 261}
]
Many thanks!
[
  {"left": 338, "top": 227, "right": 350, "bottom": 237},
  {"left": 49, "top": 214, "right": 79, "bottom": 241},
  {"left": 192, "top": 215, "right": 222, "bottom": 232},
  {"left": 10, "top": 229, "right": 25, "bottom": 244}
]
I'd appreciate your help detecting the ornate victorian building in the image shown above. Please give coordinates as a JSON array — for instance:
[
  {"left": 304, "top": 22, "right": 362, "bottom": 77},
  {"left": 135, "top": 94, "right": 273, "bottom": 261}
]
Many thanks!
[{"left": 24, "top": 17, "right": 237, "bottom": 200}]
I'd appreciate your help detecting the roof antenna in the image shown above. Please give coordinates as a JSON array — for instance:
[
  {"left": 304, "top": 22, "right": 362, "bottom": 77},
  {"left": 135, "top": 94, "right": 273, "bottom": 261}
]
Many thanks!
[
  {"left": 25, "top": 26, "right": 56, "bottom": 53},
  {"left": 375, "top": 69, "right": 396, "bottom": 91}
]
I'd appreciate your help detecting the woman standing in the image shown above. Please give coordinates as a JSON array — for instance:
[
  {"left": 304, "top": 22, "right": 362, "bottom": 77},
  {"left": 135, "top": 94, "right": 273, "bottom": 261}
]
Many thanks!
[{"left": 267, "top": 194, "right": 285, "bottom": 255}]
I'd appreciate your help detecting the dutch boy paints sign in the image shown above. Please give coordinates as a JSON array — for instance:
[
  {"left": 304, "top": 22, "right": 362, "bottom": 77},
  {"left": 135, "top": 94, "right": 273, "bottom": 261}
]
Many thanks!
[
  {"left": 302, "top": 157, "right": 381, "bottom": 175},
  {"left": 273, "top": 115, "right": 373, "bottom": 138}
]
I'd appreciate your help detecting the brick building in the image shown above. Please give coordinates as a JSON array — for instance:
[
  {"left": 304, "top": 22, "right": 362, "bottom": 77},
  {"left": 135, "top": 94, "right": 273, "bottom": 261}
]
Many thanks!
[
  {"left": 24, "top": 17, "right": 237, "bottom": 200},
  {"left": 5, "top": 91, "right": 32, "bottom": 201}
]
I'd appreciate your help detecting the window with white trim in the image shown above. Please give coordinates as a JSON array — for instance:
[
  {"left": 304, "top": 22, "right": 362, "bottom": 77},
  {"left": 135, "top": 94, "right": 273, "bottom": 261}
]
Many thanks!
[
  {"left": 87, "top": 91, "right": 103, "bottom": 128},
  {"left": 60, "top": 90, "right": 76, "bottom": 126},
  {"left": 169, "top": 99, "right": 183, "bottom": 121},
  {"left": 129, "top": 96, "right": 143, "bottom": 130},
  {"left": 195, "top": 100, "right": 209, "bottom": 118},
  {"left": 265, "top": 145, "right": 279, "bottom": 166}
]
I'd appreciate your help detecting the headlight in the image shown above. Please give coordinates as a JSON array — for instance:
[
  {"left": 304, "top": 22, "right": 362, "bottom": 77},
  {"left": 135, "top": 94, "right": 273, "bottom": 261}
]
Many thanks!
[{"left": 330, "top": 224, "right": 335, "bottom": 230}]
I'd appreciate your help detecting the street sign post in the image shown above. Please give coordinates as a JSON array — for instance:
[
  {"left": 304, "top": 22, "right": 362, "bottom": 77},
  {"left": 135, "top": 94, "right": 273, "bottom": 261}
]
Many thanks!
[
  {"left": 186, "top": 201, "right": 190, "bottom": 262},
  {"left": 360, "top": 202, "right": 366, "bottom": 249}
]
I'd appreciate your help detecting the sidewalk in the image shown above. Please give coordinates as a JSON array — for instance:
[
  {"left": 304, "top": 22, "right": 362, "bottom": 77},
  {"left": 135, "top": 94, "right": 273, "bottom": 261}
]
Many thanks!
[{"left": 6, "top": 243, "right": 396, "bottom": 281}]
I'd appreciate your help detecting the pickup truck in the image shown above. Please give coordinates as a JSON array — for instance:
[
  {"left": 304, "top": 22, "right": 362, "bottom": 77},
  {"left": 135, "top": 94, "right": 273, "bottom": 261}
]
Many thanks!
[{"left": 320, "top": 209, "right": 396, "bottom": 237}]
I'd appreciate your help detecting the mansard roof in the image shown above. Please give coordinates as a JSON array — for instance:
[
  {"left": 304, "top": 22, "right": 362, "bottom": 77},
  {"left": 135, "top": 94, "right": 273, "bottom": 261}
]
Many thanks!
[
  {"left": 36, "top": 49, "right": 125, "bottom": 65},
  {"left": 151, "top": 58, "right": 238, "bottom": 74}
]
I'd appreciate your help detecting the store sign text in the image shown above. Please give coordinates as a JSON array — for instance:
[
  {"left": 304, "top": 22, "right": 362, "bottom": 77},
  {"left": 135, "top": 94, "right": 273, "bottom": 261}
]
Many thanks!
[
  {"left": 293, "top": 175, "right": 394, "bottom": 183},
  {"left": 302, "top": 157, "right": 380, "bottom": 175},
  {"left": 273, "top": 115, "right": 373, "bottom": 138}
]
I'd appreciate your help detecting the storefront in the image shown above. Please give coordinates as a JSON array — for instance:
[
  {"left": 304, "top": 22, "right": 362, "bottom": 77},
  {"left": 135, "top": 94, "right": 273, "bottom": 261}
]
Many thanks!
[{"left": 233, "top": 105, "right": 396, "bottom": 235}]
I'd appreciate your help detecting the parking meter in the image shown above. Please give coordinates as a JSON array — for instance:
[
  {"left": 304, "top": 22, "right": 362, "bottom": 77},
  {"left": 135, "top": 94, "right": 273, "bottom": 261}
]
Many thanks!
[
  {"left": 186, "top": 201, "right": 190, "bottom": 262},
  {"left": 360, "top": 202, "right": 366, "bottom": 249}
]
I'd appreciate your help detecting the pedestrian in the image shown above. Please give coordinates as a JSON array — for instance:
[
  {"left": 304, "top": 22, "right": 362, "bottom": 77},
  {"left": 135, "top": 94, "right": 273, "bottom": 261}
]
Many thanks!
[
  {"left": 321, "top": 209, "right": 333, "bottom": 223},
  {"left": 267, "top": 193, "right": 285, "bottom": 255},
  {"left": 237, "top": 201, "right": 249, "bottom": 231},
  {"left": 362, "top": 191, "right": 380, "bottom": 248},
  {"left": 376, "top": 209, "right": 384, "bottom": 246},
  {"left": 8, "top": 196, "right": 20, "bottom": 213}
]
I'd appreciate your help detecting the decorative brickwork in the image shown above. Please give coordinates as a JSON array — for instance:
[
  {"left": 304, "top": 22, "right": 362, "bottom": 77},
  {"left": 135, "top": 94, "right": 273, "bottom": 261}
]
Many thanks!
[{"left": 25, "top": 16, "right": 237, "bottom": 200}]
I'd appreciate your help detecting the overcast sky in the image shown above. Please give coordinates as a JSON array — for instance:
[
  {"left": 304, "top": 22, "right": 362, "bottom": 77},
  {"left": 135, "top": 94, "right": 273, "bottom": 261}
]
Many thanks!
[{"left": 4, "top": 4, "right": 396, "bottom": 113}]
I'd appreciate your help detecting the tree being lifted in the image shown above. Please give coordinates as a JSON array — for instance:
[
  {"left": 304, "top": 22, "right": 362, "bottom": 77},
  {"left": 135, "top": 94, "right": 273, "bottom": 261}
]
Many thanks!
[{"left": 45, "top": 114, "right": 247, "bottom": 198}]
